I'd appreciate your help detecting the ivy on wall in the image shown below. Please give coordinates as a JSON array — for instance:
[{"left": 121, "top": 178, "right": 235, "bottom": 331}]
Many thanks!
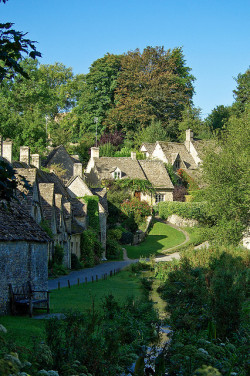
[
  {"left": 83, "top": 195, "right": 100, "bottom": 233},
  {"left": 102, "top": 178, "right": 155, "bottom": 194}
]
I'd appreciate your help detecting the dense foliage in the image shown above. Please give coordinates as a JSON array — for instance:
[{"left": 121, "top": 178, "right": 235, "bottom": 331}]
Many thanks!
[
  {"left": 44, "top": 295, "right": 159, "bottom": 376},
  {"left": 201, "top": 107, "right": 250, "bottom": 245},
  {"left": 158, "top": 201, "right": 208, "bottom": 223},
  {"left": 155, "top": 246, "right": 249, "bottom": 375}
]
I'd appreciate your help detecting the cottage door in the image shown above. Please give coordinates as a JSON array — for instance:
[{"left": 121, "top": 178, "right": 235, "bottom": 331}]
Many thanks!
[{"left": 134, "top": 191, "right": 141, "bottom": 200}]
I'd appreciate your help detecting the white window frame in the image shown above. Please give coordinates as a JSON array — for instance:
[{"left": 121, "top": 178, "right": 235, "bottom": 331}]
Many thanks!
[{"left": 155, "top": 194, "right": 165, "bottom": 203}]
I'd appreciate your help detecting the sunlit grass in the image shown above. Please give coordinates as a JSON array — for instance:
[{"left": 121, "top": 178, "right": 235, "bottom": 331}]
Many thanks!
[
  {"left": 125, "top": 221, "right": 186, "bottom": 259},
  {"left": 0, "top": 269, "right": 143, "bottom": 351}
]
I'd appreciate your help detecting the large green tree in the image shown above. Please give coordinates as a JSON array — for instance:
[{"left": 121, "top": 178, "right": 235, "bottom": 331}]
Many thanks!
[
  {"left": 202, "top": 107, "right": 250, "bottom": 245},
  {"left": 72, "top": 53, "right": 122, "bottom": 136},
  {"left": 106, "top": 46, "right": 195, "bottom": 139},
  {"left": 0, "top": 59, "right": 76, "bottom": 154}
]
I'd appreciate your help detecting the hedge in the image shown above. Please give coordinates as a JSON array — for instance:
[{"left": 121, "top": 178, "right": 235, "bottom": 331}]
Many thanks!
[{"left": 158, "top": 201, "right": 208, "bottom": 223}]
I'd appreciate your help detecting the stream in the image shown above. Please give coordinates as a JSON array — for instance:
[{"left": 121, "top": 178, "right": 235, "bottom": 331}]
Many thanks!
[{"left": 126, "top": 278, "right": 172, "bottom": 376}]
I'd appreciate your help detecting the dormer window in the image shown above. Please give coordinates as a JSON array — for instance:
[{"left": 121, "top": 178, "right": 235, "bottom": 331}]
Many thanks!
[{"left": 112, "top": 167, "right": 122, "bottom": 179}]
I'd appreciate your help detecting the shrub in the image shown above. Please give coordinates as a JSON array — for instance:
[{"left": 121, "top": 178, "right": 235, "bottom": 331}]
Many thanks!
[
  {"left": 158, "top": 201, "right": 208, "bottom": 223},
  {"left": 173, "top": 185, "right": 188, "bottom": 201},
  {"left": 53, "top": 244, "right": 64, "bottom": 265},
  {"left": 80, "top": 229, "right": 103, "bottom": 267},
  {"left": 71, "top": 253, "right": 83, "bottom": 270},
  {"left": 106, "top": 237, "right": 122, "bottom": 260},
  {"left": 120, "top": 231, "right": 133, "bottom": 245}
]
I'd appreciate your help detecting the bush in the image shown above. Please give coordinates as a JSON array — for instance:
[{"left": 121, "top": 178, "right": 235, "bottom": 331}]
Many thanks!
[
  {"left": 106, "top": 237, "right": 122, "bottom": 260},
  {"left": 53, "top": 244, "right": 64, "bottom": 265},
  {"left": 71, "top": 253, "right": 83, "bottom": 270},
  {"left": 80, "top": 229, "right": 103, "bottom": 267},
  {"left": 120, "top": 231, "right": 133, "bottom": 245},
  {"left": 158, "top": 201, "right": 208, "bottom": 223},
  {"left": 173, "top": 185, "right": 188, "bottom": 201}
]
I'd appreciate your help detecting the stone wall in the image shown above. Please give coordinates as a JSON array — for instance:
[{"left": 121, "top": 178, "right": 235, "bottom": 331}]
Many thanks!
[
  {"left": 0, "top": 241, "right": 48, "bottom": 315},
  {"left": 167, "top": 214, "right": 198, "bottom": 227}
]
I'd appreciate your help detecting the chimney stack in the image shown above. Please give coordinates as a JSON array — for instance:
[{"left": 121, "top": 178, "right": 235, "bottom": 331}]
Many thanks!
[
  {"left": 2, "top": 139, "right": 13, "bottom": 163},
  {"left": 73, "top": 162, "right": 83, "bottom": 178},
  {"left": 31, "top": 154, "right": 41, "bottom": 169},
  {"left": 91, "top": 147, "right": 99, "bottom": 159},
  {"left": 20, "top": 146, "right": 30, "bottom": 165},
  {"left": 131, "top": 151, "right": 137, "bottom": 160},
  {"left": 185, "top": 129, "right": 194, "bottom": 152}
]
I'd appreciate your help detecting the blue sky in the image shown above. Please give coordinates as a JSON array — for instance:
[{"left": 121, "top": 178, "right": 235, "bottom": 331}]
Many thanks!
[{"left": 1, "top": 0, "right": 249, "bottom": 118}]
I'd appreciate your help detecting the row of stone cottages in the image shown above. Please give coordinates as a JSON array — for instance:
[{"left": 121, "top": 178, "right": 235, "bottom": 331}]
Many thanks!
[{"left": 0, "top": 129, "right": 204, "bottom": 314}]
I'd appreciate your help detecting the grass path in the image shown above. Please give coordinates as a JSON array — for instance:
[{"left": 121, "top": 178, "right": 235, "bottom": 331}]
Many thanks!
[{"left": 125, "top": 220, "right": 187, "bottom": 259}]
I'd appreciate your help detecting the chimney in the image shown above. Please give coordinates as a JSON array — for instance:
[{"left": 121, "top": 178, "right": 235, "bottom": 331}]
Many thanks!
[
  {"left": 31, "top": 154, "right": 41, "bottom": 169},
  {"left": 91, "top": 147, "right": 99, "bottom": 159},
  {"left": 2, "top": 139, "right": 13, "bottom": 163},
  {"left": 131, "top": 151, "right": 137, "bottom": 160},
  {"left": 73, "top": 162, "right": 83, "bottom": 178},
  {"left": 20, "top": 146, "right": 30, "bottom": 165},
  {"left": 185, "top": 129, "right": 194, "bottom": 152},
  {"left": 186, "top": 129, "right": 193, "bottom": 142}
]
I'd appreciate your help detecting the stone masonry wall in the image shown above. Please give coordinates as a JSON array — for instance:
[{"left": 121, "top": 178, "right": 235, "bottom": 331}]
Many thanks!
[{"left": 0, "top": 241, "right": 48, "bottom": 315}]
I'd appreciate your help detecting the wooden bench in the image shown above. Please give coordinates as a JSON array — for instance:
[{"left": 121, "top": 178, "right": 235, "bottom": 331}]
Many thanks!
[{"left": 9, "top": 282, "right": 50, "bottom": 317}]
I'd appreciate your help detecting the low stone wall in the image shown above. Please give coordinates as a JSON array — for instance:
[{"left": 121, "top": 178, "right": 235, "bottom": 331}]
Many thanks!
[
  {"left": 132, "top": 216, "right": 153, "bottom": 245},
  {"left": 167, "top": 214, "right": 198, "bottom": 227}
]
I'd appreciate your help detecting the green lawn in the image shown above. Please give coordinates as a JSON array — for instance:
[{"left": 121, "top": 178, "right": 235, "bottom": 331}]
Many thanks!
[
  {"left": 125, "top": 221, "right": 186, "bottom": 259},
  {"left": 0, "top": 269, "right": 143, "bottom": 352}
]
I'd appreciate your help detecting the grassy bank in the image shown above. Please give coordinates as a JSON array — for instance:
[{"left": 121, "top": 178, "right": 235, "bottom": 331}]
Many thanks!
[
  {"left": 125, "top": 221, "right": 186, "bottom": 259},
  {"left": 0, "top": 269, "right": 143, "bottom": 351}
]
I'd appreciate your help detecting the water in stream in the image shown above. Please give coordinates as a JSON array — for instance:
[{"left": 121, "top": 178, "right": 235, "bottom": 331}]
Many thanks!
[{"left": 126, "top": 278, "right": 172, "bottom": 376}]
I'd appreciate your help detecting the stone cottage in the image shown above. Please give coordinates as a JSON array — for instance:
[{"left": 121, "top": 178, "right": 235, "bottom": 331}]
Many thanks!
[
  {"left": 0, "top": 200, "right": 51, "bottom": 315},
  {"left": 85, "top": 147, "right": 174, "bottom": 204}
]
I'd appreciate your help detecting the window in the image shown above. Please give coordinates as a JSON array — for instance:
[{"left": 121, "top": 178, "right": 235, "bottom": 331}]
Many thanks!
[
  {"left": 175, "top": 160, "right": 180, "bottom": 169},
  {"left": 114, "top": 171, "right": 121, "bottom": 179},
  {"left": 155, "top": 194, "right": 165, "bottom": 203}
]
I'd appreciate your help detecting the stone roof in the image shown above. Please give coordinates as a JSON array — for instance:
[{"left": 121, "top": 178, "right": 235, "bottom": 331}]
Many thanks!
[
  {"left": 157, "top": 141, "right": 197, "bottom": 169},
  {"left": 138, "top": 160, "right": 174, "bottom": 189},
  {"left": 42, "top": 145, "right": 79, "bottom": 182},
  {"left": 140, "top": 143, "right": 155, "bottom": 157},
  {"left": 93, "top": 157, "right": 147, "bottom": 180},
  {"left": 0, "top": 200, "right": 51, "bottom": 242}
]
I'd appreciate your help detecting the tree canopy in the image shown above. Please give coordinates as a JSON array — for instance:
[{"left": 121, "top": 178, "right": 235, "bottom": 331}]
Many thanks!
[{"left": 106, "top": 46, "right": 195, "bottom": 138}]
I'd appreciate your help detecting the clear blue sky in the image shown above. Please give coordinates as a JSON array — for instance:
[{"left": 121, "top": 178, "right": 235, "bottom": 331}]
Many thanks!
[{"left": 1, "top": 0, "right": 249, "bottom": 118}]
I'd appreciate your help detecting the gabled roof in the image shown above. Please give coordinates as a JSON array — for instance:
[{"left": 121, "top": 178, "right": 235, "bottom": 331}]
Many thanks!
[
  {"left": 93, "top": 157, "right": 146, "bottom": 181},
  {"left": 42, "top": 145, "right": 80, "bottom": 182},
  {"left": 157, "top": 141, "right": 197, "bottom": 169},
  {"left": 138, "top": 160, "right": 173, "bottom": 189},
  {"left": 0, "top": 200, "right": 51, "bottom": 242},
  {"left": 140, "top": 143, "right": 156, "bottom": 157}
]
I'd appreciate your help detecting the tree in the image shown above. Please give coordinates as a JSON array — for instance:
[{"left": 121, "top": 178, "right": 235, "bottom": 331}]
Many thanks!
[
  {"left": 204, "top": 105, "right": 231, "bottom": 135},
  {"left": 0, "top": 59, "right": 76, "bottom": 154},
  {"left": 136, "top": 119, "right": 168, "bottom": 147},
  {"left": 0, "top": 0, "right": 41, "bottom": 81},
  {"left": 232, "top": 68, "right": 250, "bottom": 114},
  {"left": 202, "top": 108, "right": 250, "bottom": 245},
  {"left": 72, "top": 53, "right": 122, "bottom": 136},
  {"left": 106, "top": 46, "right": 195, "bottom": 139},
  {"left": 178, "top": 105, "right": 210, "bottom": 140}
]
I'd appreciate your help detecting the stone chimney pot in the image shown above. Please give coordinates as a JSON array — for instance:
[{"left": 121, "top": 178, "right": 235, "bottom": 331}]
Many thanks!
[
  {"left": 20, "top": 146, "right": 30, "bottom": 165},
  {"left": 91, "top": 147, "right": 99, "bottom": 159}
]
